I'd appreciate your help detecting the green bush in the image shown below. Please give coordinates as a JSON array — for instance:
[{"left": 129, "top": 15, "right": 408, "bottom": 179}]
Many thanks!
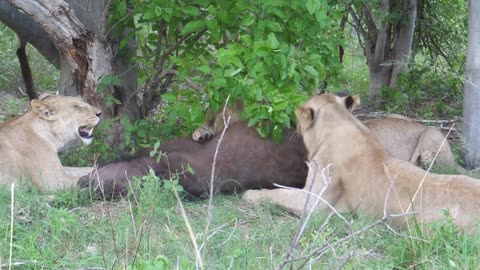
[{"left": 112, "top": 0, "right": 344, "bottom": 142}]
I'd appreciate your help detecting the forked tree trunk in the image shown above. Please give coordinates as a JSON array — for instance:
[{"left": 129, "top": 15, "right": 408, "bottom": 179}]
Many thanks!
[
  {"left": 462, "top": 0, "right": 480, "bottom": 169},
  {"left": 351, "top": 0, "right": 417, "bottom": 101}
]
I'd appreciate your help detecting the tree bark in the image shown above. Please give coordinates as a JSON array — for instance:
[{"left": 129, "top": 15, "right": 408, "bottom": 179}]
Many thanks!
[
  {"left": 5, "top": 0, "right": 140, "bottom": 117},
  {"left": 6, "top": 0, "right": 109, "bottom": 106},
  {"left": 350, "top": 0, "right": 417, "bottom": 101},
  {"left": 0, "top": 1, "right": 59, "bottom": 67},
  {"left": 389, "top": 0, "right": 417, "bottom": 87},
  {"left": 462, "top": 0, "right": 480, "bottom": 169},
  {"left": 4, "top": 0, "right": 141, "bottom": 147}
]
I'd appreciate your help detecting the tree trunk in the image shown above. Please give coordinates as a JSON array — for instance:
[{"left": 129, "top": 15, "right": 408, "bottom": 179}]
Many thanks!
[
  {"left": 4, "top": 0, "right": 140, "bottom": 147},
  {"left": 351, "top": 0, "right": 417, "bottom": 101},
  {"left": 6, "top": 0, "right": 109, "bottom": 106},
  {"left": 389, "top": 0, "right": 417, "bottom": 87},
  {"left": 462, "top": 0, "right": 480, "bottom": 169},
  {"left": 368, "top": 67, "right": 391, "bottom": 100}
]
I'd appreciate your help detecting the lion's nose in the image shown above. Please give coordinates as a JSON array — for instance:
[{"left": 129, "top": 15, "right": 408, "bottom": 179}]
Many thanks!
[{"left": 96, "top": 111, "right": 102, "bottom": 117}]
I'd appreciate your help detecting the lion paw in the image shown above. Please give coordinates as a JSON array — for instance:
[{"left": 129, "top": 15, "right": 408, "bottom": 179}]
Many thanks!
[
  {"left": 192, "top": 126, "right": 215, "bottom": 143},
  {"left": 242, "top": 190, "right": 266, "bottom": 204}
]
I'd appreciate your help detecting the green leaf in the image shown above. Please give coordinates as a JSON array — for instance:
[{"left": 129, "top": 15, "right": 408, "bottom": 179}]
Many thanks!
[
  {"left": 162, "top": 92, "right": 177, "bottom": 102},
  {"left": 228, "top": 68, "right": 243, "bottom": 77},
  {"left": 180, "top": 20, "right": 205, "bottom": 35},
  {"left": 315, "top": 9, "right": 328, "bottom": 27},
  {"left": 110, "top": 76, "right": 123, "bottom": 86},
  {"left": 247, "top": 117, "right": 258, "bottom": 127},
  {"left": 143, "top": 9, "right": 156, "bottom": 20},
  {"left": 182, "top": 6, "right": 199, "bottom": 16},
  {"left": 304, "top": 65, "right": 319, "bottom": 76},
  {"left": 196, "top": 65, "right": 211, "bottom": 73},
  {"left": 267, "top": 33, "right": 279, "bottom": 49},
  {"left": 306, "top": 0, "right": 320, "bottom": 15},
  {"left": 265, "top": 21, "right": 282, "bottom": 32},
  {"left": 255, "top": 46, "right": 269, "bottom": 57},
  {"left": 242, "top": 15, "right": 255, "bottom": 26},
  {"left": 210, "top": 77, "right": 227, "bottom": 88}
]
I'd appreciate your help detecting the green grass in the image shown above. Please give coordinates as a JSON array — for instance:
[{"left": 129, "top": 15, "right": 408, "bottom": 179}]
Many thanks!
[
  {"left": 1, "top": 179, "right": 480, "bottom": 269},
  {"left": 330, "top": 39, "right": 370, "bottom": 98}
]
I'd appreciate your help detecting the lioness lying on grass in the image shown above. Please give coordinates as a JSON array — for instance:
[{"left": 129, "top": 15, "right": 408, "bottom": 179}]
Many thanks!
[
  {"left": 243, "top": 94, "right": 480, "bottom": 233},
  {"left": 0, "top": 93, "right": 101, "bottom": 191}
]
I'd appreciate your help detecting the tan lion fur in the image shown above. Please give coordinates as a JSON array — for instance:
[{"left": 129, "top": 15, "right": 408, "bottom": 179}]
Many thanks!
[
  {"left": 243, "top": 93, "right": 480, "bottom": 233},
  {"left": 366, "top": 116, "right": 465, "bottom": 173},
  {"left": 0, "top": 94, "right": 100, "bottom": 191}
]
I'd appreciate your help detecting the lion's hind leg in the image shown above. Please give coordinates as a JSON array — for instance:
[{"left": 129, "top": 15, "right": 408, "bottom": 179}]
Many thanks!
[{"left": 410, "top": 127, "right": 465, "bottom": 173}]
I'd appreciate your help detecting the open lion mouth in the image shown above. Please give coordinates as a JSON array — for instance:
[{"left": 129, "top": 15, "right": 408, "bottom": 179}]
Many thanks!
[{"left": 78, "top": 126, "right": 94, "bottom": 139}]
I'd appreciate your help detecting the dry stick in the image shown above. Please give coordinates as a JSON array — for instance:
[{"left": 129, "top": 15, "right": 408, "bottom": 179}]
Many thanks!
[
  {"left": 9, "top": 183, "right": 14, "bottom": 270},
  {"left": 382, "top": 167, "right": 425, "bottom": 241},
  {"left": 204, "top": 95, "right": 231, "bottom": 238},
  {"left": 125, "top": 228, "right": 129, "bottom": 268},
  {"left": 169, "top": 176, "right": 204, "bottom": 270},
  {"left": 276, "top": 164, "right": 419, "bottom": 269},
  {"left": 214, "top": 219, "right": 238, "bottom": 248},
  {"left": 275, "top": 168, "right": 358, "bottom": 269},
  {"left": 355, "top": 112, "right": 460, "bottom": 124},
  {"left": 293, "top": 211, "right": 417, "bottom": 269},
  {"left": 121, "top": 169, "right": 158, "bottom": 267},
  {"left": 293, "top": 172, "right": 422, "bottom": 268},
  {"left": 199, "top": 219, "right": 238, "bottom": 252},
  {"left": 89, "top": 155, "right": 109, "bottom": 270},
  {"left": 275, "top": 161, "right": 322, "bottom": 269},
  {"left": 123, "top": 173, "right": 161, "bottom": 268}
]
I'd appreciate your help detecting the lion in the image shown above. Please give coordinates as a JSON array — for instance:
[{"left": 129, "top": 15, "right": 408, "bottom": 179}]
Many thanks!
[
  {"left": 192, "top": 100, "right": 465, "bottom": 173},
  {"left": 0, "top": 93, "right": 101, "bottom": 191},
  {"left": 243, "top": 94, "right": 480, "bottom": 233},
  {"left": 366, "top": 116, "right": 465, "bottom": 173}
]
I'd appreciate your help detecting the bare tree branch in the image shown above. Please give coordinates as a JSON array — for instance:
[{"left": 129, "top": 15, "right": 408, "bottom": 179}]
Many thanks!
[{"left": 0, "top": 0, "right": 59, "bottom": 67}]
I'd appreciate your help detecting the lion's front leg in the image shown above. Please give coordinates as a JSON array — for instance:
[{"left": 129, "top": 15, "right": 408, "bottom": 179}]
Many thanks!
[
  {"left": 34, "top": 167, "right": 80, "bottom": 192},
  {"left": 243, "top": 188, "right": 313, "bottom": 217},
  {"left": 63, "top": 166, "right": 93, "bottom": 178}
]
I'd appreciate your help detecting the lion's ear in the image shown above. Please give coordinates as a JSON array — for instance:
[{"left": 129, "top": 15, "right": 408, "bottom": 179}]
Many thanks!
[
  {"left": 38, "top": 92, "right": 54, "bottom": 101},
  {"left": 31, "top": 99, "right": 56, "bottom": 120},
  {"left": 336, "top": 95, "right": 361, "bottom": 112},
  {"left": 295, "top": 106, "right": 315, "bottom": 134}
]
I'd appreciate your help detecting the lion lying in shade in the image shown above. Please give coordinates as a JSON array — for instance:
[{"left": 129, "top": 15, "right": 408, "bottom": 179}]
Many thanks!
[
  {"left": 0, "top": 93, "right": 100, "bottom": 191},
  {"left": 243, "top": 93, "right": 480, "bottom": 233}
]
